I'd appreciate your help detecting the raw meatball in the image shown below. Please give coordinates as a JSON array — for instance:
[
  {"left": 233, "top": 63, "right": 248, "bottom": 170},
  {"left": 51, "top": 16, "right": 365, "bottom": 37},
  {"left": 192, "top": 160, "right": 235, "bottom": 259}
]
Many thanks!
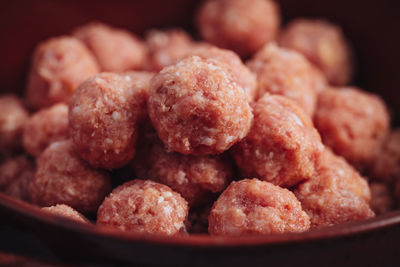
[
  {"left": 97, "top": 179, "right": 188, "bottom": 236},
  {"left": 294, "top": 149, "right": 374, "bottom": 228},
  {"left": 69, "top": 73, "right": 141, "bottom": 169},
  {"left": 231, "top": 94, "right": 323, "bottom": 187},
  {"left": 246, "top": 43, "right": 318, "bottom": 115},
  {"left": 0, "top": 155, "right": 34, "bottom": 201},
  {"left": 370, "top": 130, "right": 400, "bottom": 183},
  {"left": 279, "top": 19, "right": 353, "bottom": 86},
  {"left": 73, "top": 22, "right": 147, "bottom": 72},
  {"left": 29, "top": 140, "right": 111, "bottom": 214},
  {"left": 148, "top": 56, "right": 253, "bottom": 155},
  {"left": 184, "top": 45, "right": 257, "bottom": 101},
  {"left": 314, "top": 87, "right": 390, "bottom": 170},
  {"left": 196, "top": 0, "right": 280, "bottom": 58},
  {"left": 26, "top": 36, "right": 99, "bottom": 109},
  {"left": 208, "top": 178, "right": 310, "bottom": 236},
  {"left": 42, "top": 204, "right": 90, "bottom": 224},
  {"left": 23, "top": 103, "right": 69, "bottom": 157},
  {"left": 132, "top": 132, "right": 234, "bottom": 206},
  {"left": 369, "top": 183, "right": 394, "bottom": 215},
  {"left": 145, "top": 29, "right": 194, "bottom": 71},
  {"left": 0, "top": 95, "right": 29, "bottom": 158}
]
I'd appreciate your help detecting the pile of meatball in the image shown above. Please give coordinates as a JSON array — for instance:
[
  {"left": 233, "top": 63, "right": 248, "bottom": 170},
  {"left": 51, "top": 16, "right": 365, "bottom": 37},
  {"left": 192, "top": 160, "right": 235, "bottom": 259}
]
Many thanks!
[{"left": 0, "top": 0, "right": 397, "bottom": 236}]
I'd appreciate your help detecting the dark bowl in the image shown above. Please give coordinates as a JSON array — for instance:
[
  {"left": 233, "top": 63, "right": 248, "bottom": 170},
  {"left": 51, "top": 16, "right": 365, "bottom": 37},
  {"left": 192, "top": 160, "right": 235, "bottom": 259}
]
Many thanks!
[{"left": 1, "top": 0, "right": 400, "bottom": 266}]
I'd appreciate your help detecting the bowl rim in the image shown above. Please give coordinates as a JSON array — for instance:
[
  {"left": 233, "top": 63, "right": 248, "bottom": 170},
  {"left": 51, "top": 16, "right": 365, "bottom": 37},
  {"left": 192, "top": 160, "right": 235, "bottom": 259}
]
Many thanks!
[{"left": 1, "top": 192, "right": 399, "bottom": 247}]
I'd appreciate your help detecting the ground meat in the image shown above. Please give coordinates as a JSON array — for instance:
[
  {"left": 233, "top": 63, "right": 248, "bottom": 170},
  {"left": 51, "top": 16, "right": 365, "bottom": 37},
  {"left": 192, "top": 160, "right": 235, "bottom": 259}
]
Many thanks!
[
  {"left": 370, "top": 130, "right": 400, "bottom": 183},
  {"left": 196, "top": 0, "right": 280, "bottom": 58},
  {"left": 69, "top": 73, "right": 141, "bottom": 169},
  {"left": 97, "top": 179, "right": 188, "bottom": 236},
  {"left": 29, "top": 140, "right": 111, "bottom": 214},
  {"left": 314, "top": 87, "right": 390, "bottom": 171},
  {"left": 22, "top": 103, "right": 69, "bottom": 157},
  {"left": 73, "top": 22, "right": 147, "bottom": 72},
  {"left": 369, "top": 183, "right": 394, "bottom": 215},
  {"left": 208, "top": 178, "right": 310, "bottom": 236},
  {"left": 26, "top": 36, "right": 99, "bottom": 109},
  {"left": 42, "top": 204, "right": 90, "bottom": 224},
  {"left": 0, "top": 155, "right": 34, "bottom": 201},
  {"left": 294, "top": 149, "right": 374, "bottom": 228},
  {"left": 231, "top": 94, "right": 323, "bottom": 187},
  {"left": 279, "top": 19, "right": 353, "bottom": 86},
  {"left": 0, "top": 95, "right": 29, "bottom": 158},
  {"left": 132, "top": 132, "right": 234, "bottom": 206},
  {"left": 148, "top": 56, "right": 252, "bottom": 155},
  {"left": 145, "top": 29, "right": 194, "bottom": 71},
  {"left": 246, "top": 43, "right": 318, "bottom": 116}
]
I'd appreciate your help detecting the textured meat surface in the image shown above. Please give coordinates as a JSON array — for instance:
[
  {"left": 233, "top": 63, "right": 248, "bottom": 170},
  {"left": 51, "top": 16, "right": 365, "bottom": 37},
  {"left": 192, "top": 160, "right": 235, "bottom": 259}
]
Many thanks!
[{"left": 42, "top": 204, "right": 90, "bottom": 224}]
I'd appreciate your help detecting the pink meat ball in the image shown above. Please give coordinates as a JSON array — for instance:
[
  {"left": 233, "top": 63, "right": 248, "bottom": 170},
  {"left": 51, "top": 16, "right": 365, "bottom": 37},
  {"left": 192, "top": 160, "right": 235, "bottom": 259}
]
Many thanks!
[
  {"left": 369, "top": 183, "right": 394, "bottom": 215},
  {"left": 29, "top": 140, "right": 111, "bottom": 214},
  {"left": 279, "top": 19, "right": 354, "bottom": 86},
  {"left": 73, "top": 22, "right": 147, "bottom": 72},
  {"left": 196, "top": 0, "right": 280, "bottom": 58},
  {"left": 148, "top": 56, "right": 253, "bottom": 155},
  {"left": 69, "top": 73, "right": 142, "bottom": 169},
  {"left": 208, "top": 178, "right": 310, "bottom": 236},
  {"left": 22, "top": 103, "right": 69, "bottom": 157},
  {"left": 231, "top": 94, "right": 324, "bottom": 187},
  {"left": 294, "top": 149, "right": 374, "bottom": 228},
  {"left": 26, "top": 36, "right": 99, "bottom": 109},
  {"left": 314, "top": 87, "right": 390, "bottom": 170},
  {"left": 97, "top": 179, "right": 188, "bottom": 235},
  {"left": 42, "top": 204, "right": 90, "bottom": 224}
]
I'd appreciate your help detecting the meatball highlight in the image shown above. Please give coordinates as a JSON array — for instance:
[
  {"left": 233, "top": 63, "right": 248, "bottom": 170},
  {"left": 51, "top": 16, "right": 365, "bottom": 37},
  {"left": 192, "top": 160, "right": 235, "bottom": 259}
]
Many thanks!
[{"left": 42, "top": 204, "right": 90, "bottom": 224}]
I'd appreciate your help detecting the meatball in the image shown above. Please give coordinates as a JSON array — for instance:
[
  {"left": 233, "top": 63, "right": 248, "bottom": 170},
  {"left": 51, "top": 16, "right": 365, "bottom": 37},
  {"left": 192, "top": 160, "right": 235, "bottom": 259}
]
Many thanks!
[
  {"left": 246, "top": 43, "right": 318, "bottom": 115},
  {"left": 231, "top": 94, "right": 323, "bottom": 187},
  {"left": 196, "top": 0, "right": 280, "bottom": 58},
  {"left": 294, "top": 149, "right": 374, "bottom": 228},
  {"left": 97, "top": 179, "right": 188, "bottom": 236},
  {"left": 369, "top": 183, "right": 394, "bottom": 215},
  {"left": 208, "top": 178, "right": 310, "bottom": 236},
  {"left": 314, "top": 87, "right": 390, "bottom": 170},
  {"left": 73, "top": 22, "right": 147, "bottom": 72},
  {"left": 145, "top": 29, "right": 194, "bottom": 71},
  {"left": 370, "top": 130, "right": 400, "bottom": 183},
  {"left": 279, "top": 19, "right": 353, "bottom": 86},
  {"left": 23, "top": 103, "right": 69, "bottom": 157},
  {"left": 132, "top": 133, "right": 234, "bottom": 206},
  {"left": 148, "top": 56, "right": 253, "bottom": 155},
  {"left": 29, "top": 140, "right": 111, "bottom": 214},
  {"left": 0, "top": 95, "right": 29, "bottom": 158},
  {"left": 42, "top": 204, "right": 90, "bottom": 224},
  {"left": 0, "top": 155, "right": 34, "bottom": 201},
  {"left": 69, "top": 73, "right": 141, "bottom": 169},
  {"left": 26, "top": 36, "right": 99, "bottom": 109}
]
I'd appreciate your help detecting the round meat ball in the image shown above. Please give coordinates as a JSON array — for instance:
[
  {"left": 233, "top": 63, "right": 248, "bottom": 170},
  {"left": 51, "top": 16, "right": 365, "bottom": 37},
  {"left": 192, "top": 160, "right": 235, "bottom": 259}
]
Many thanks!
[
  {"left": 73, "top": 22, "right": 147, "bottom": 72},
  {"left": 132, "top": 132, "right": 234, "bottom": 206},
  {"left": 369, "top": 183, "right": 394, "bottom": 215},
  {"left": 196, "top": 0, "right": 280, "bottom": 58},
  {"left": 42, "top": 204, "right": 90, "bottom": 224},
  {"left": 69, "top": 72, "right": 142, "bottom": 169},
  {"left": 0, "top": 155, "right": 34, "bottom": 201},
  {"left": 23, "top": 103, "right": 69, "bottom": 157},
  {"left": 26, "top": 36, "right": 99, "bottom": 109},
  {"left": 97, "top": 179, "right": 188, "bottom": 236},
  {"left": 294, "top": 149, "right": 374, "bottom": 228},
  {"left": 231, "top": 94, "right": 324, "bottom": 187},
  {"left": 148, "top": 56, "right": 253, "bottom": 155},
  {"left": 279, "top": 19, "right": 353, "bottom": 86},
  {"left": 29, "top": 140, "right": 111, "bottom": 214},
  {"left": 370, "top": 130, "right": 400, "bottom": 183},
  {"left": 208, "top": 178, "right": 310, "bottom": 236},
  {"left": 314, "top": 87, "right": 390, "bottom": 170},
  {"left": 0, "top": 95, "right": 29, "bottom": 158},
  {"left": 246, "top": 43, "right": 318, "bottom": 115},
  {"left": 145, "top": 29, "right": 194, "bottom": 71}
]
